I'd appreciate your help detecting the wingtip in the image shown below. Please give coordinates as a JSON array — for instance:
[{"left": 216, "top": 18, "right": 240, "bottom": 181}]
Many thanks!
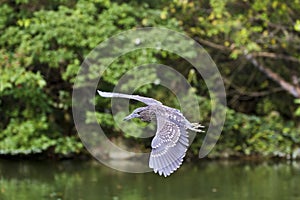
[{"left": 97, "top": 90, "right": 111, "bottom": 97}]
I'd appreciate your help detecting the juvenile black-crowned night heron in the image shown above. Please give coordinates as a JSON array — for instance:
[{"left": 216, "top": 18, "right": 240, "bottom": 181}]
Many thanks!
[{"left": 97, "top": 90, "right": 205, "bottom": 177}]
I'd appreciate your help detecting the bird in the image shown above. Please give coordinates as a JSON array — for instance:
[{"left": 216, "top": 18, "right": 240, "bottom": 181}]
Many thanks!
[{"left": 97, "top": 90, "right": 205, "bottom": 177}]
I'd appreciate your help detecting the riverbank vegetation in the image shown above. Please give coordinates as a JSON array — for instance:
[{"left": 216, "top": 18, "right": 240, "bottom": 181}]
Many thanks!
[{"left": 1, "top": 0, "right": 299, "bottom": 159}]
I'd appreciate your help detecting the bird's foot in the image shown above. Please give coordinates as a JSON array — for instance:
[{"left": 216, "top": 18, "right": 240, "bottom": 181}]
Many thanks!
[
  {"left": 189, "top": 127, "right": 205, "bottom": 133},
  {"left": 191, "top": 123, "right": 205, "bottom": 128},
  {"left": 190, "top": 123, "right": 205, "bottom": 133}
]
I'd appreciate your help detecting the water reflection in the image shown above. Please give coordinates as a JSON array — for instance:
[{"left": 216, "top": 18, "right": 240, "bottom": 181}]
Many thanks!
[{"left": 0, "top": 159, "right": 299, "bottom": 200}]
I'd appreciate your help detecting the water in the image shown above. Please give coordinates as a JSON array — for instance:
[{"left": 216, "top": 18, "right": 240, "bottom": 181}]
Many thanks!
[{"left": 0, "top": 159, "right": 300, "bottom": 200}]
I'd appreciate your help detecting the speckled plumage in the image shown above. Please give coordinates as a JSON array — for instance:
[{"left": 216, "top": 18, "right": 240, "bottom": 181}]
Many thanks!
[{"left": 97, "top": 90, "right": 204, "bottom": 177}]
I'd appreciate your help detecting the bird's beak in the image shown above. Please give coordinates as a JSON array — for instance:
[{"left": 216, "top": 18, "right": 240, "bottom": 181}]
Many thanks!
[{"left": 123, "top": 113, "right": 139, "bottom": 121}]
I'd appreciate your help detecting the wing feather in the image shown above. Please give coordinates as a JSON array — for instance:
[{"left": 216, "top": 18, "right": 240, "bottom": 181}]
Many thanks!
[
  {"left": 97, "top": 90, "right": 162, "bottom": 105},
  {"left": 149, "top": 115, "right": 189, "bottom": 177}
]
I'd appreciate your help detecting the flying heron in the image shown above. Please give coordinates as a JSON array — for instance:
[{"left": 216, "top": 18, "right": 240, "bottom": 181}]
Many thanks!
[{"left": 97, "top": 90, "right": 204, "bottom": 177}]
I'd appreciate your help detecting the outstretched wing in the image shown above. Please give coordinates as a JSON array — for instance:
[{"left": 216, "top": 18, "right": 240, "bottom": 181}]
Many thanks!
[
  {"left": 149, "top": 114, "right": 189, "bottom": 177},
  {"left": 97, "top": 90, "right": 162, "bottom": 105}
]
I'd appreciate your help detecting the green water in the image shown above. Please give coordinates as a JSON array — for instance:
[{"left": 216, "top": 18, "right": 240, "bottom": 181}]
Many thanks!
[{"left": 0, "top": 159, "right": 299, "bottom": 200}]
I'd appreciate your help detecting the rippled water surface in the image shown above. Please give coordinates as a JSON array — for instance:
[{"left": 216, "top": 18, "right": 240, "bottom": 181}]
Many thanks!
[{"left": 0, "top": 159, "right": 299, "bottom": 200}]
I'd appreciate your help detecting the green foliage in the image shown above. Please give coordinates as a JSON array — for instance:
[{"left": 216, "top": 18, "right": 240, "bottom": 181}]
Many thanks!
[
  {"left": 166, "top": 0, "right": 300, "bottom": 115},
  {"left": 0, "top": 51, "right": 53, "bottom": 154},
  {"left": 0, "top": 0, "right": 180, "bottom": 156},
  {"left": 161, "top": 0, "right": 300, "bottom": 158},
  {"left": 54, "top": 137, "right": 84, "bottom": 155},
  {"left": 0, "top": 0, "right": 299, "bottom": 158},
  {"left": 295, "top": 99, "right": 300, "bottom": 116},
  {"left": 190, "top": 98, "right": 299, "bottom": 158}
]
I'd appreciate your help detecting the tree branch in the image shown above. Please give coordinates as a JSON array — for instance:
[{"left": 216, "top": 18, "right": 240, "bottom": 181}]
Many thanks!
[
  {"left": 196, "top": 38, "right": 230, "bottom": 51},
  {"left": 245, "top": 53, "right": 300, "bottom": 98},
  {"left": 251, "top": 52, "right": 300, "bottom": 63},
  {"left": 224, "top": 78, "right": 284, "bottom": 97},
  {"left": 197, "top": 38, "right": 300, "bottom": 98}
]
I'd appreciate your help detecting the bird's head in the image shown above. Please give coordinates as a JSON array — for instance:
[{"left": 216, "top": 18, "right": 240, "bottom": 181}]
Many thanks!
[{"left": 123, "top": 106, "right": 151, "bottom": 122}]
